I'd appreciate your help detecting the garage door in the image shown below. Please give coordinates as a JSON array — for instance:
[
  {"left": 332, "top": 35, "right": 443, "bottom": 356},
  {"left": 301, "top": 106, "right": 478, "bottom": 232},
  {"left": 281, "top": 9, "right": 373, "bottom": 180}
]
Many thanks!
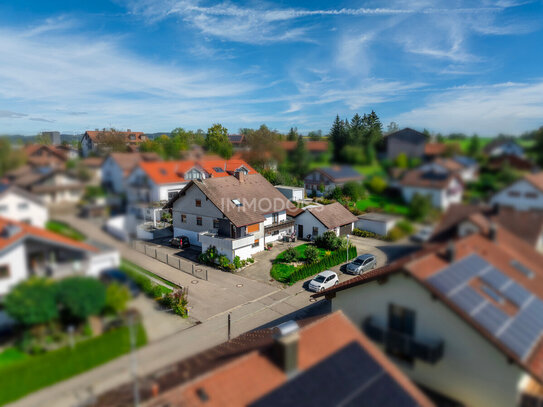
[{"left": 339, "top": 223, "right": 352, "bottom": 236}]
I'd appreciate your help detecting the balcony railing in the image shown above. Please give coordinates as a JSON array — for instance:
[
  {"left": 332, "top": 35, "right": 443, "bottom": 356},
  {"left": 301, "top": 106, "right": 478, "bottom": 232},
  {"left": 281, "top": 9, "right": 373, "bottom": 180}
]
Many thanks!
[
  {"left": 363, "top": 317, "right": 444, "bottom": 364},
  {"left": 199, "top": 232, "right": 255, "bottom": 251},
  {"left": 264, "top": 218, "right": 295, "bottom": 234}
]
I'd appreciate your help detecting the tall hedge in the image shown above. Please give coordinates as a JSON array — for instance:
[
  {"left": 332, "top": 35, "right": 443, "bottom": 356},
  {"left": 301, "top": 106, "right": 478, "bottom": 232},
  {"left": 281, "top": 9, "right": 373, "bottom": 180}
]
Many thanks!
[{"left": 287, "top": 245, "right": 357, "bottom": 284}]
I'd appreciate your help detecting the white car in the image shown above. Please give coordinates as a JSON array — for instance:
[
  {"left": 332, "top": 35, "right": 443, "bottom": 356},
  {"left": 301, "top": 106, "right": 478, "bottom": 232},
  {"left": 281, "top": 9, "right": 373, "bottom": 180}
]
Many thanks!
[{"left": 308, "top": 270, "right": 339, "bottom": 292}]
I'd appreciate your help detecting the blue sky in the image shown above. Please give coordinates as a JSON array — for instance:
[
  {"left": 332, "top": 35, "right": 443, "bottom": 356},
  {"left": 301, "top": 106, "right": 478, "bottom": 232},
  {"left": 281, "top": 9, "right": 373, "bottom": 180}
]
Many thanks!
[{"left": 0, "top": 0, "right": 542, "bottom": 136}]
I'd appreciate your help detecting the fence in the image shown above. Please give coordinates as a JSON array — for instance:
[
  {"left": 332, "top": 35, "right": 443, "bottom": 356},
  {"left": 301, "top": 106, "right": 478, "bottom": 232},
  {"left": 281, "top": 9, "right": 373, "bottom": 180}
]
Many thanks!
[{"left": 131, "top": 241, "right": 208, "bottom": 281}]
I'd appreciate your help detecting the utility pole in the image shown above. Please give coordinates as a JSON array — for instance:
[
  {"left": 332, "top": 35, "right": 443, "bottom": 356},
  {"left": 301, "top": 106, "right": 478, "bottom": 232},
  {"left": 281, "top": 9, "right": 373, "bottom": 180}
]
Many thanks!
[
  {"left": 227, "top": 313, "right": 231, "bottom": 341},
  {"left": 346, "top": 234, "right": 350, "bottom": 263}
]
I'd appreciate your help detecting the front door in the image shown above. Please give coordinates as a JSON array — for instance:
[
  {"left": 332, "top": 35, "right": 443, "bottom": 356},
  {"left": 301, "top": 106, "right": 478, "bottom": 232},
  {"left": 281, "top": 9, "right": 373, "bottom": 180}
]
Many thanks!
[{"left": 298, "top": 225, "right": 303, "bottom": 239}]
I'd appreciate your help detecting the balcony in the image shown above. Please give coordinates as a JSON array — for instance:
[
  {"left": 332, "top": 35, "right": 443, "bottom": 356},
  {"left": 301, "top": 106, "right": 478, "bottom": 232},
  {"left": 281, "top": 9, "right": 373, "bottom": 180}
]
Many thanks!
[
  {"left": 199, "top": 232, "right": 255, "bottom": 252},
  {"left": 264, "top": 218, "right": 295, "bottom": 234},
  {"left": 363, "top": 317, "right": 444, "bottom": 364}
]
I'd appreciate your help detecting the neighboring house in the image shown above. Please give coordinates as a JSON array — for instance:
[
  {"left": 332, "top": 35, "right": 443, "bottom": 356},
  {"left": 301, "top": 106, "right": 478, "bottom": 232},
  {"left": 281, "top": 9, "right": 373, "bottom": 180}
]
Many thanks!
[
  {"left": 227, "top": 134, "right": 246, "bottom": 148},
  {"left": 291, "top": 202, "right": 357, "bottom": 239},
  {"left": 314, "top": 227, "right": 543, "bottom": 407},
  {"left": 304, "top": 166, "right": 363, "bottom": 195},
  {"left": 41, "top": 131, "right": 61, "bottom": 145},
  {"left": 423, "top": 142, "right": 447, "bottom": 160},
  {"left": 81, "top": 157, "right": 105, "bottom": 185},
  {"left": 490, "top": 172, "right": 543, "bottom": 211},
  {"left": 81, "top": 129, "right": 147, "bottom": 157},
  {"left": 93, "top": 312, "right": 434, "bottom": 407},
  {"left": 488, "top": 154, "right": 536, "bottom": 172},
  {"left": 387, "top": 128, "right": 427, "bottom": 160},
  {"left": 399, "top": 168, "right": 463, "bottom": 210},
  {"left": 274, "top": 185, "right": 304, "bottom": 202},
  {"left": 483, "top": 138, "right": 524, "bottom": 158},
  {"left": 165, "top": 172, "right": 296, "bottom": 261},
  {"left": 419, "top": 156, "right": 478, "bottom": 182},
  {"left": 430, "top": 203, "right": 543, "bottom": 252},
  {"left": 23, "top": 144, "right": 68, "bottom": 169},
  {"left": 101, "top": 152, "right": 160, "bottom": 194},
  {"left": 0, "top": 217, "right": 119, "bottom": 297},
  {"left": 0, "top": 184, "right": 48, "bottom": 228},
  {"left": 54, "top": 144, "right": 79, "bottom": 160},
  {"left": 356, "top": 213, "right": 400, "bottom": 236},
  {"left": 4, "top": 166, "right": 85, "bottom": 205},
  {"left": 281, "top": 140, "right": 329, "bottom": 158},
  {"left": 126, "top": 157, "right": 256, "bottom": 219}
]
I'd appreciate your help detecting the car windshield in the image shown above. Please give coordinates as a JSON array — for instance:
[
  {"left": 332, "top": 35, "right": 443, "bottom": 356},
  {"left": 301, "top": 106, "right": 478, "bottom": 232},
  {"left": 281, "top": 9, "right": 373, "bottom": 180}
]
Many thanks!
[
  {"left": 352, "top": 259, "right": 363, "bottom": 265},
  {"left": 314, "top": 275, "right": 326, "bottom": 283}
]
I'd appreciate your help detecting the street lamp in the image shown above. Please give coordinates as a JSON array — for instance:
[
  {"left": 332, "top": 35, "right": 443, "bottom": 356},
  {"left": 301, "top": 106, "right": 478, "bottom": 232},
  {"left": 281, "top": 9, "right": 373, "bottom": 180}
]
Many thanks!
[{"left": 346, "top": 234, "right": 350, "bottom": 263}]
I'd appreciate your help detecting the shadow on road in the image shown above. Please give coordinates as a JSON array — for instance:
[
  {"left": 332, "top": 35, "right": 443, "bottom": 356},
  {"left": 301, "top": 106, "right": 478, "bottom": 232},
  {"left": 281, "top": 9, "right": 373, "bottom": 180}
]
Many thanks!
[{"left": 253, "top": 299, "right": 332, "bottom": 331}]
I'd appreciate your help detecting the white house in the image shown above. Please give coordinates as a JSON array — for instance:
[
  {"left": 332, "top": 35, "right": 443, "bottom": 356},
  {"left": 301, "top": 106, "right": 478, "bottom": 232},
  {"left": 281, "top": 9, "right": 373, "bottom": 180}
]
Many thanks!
[
  {"left": 0, "top": 185, "right": 48, "bottom": 228},
  {"left": 165, "top": 172, "right": 296, "bottom": 261},
  {"left": 356, "top": 213, "right": 400, "bottom": 236},
  {"left": 304, "top": 166, "right": 363, "bottom": 195},
  {"left": 275, "top": 185, "right": 305, "bottom": 202},
  {"left": 419, "top": 157, "right": 478, "bottom": 183},
  {"left": 101, "top": 152, "right": 160, "bottom": 194},
  {"left": 0, "top": 217, "right": 119, "bottom": 297},
  {"left": 314, "top": 227, "right": 543, "bottom": 407},
  {"left": 491, "top": 172, "right": 543, "bottom": 211},
  {"left": 483, "top": 138, "right": 524, "bottom": 158},
  {"left": 291, "top": 202, "right": 357, "bottom": 240},
  {"left": 400, "top": 168, "right": 463, "bottom": 210}
]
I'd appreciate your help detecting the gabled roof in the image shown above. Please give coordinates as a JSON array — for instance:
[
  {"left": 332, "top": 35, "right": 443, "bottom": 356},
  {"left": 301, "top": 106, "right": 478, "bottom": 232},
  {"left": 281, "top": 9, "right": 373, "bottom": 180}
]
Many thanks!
[
  {"left": 387, "top": 128, "right": 426, "bottom": 144},
  {"left": 281, "top": 140, "right": 329, "bottom": 152},
  {"left": 0, "top": 217, "right": 97, "bottom": 254},
  {"left": 305, "top": 202, "right": 358, "bottom": 229},
  {"left": 138, "top": 158, "right": 256, "bottom": 186},
  {"left": 453, "top": 155, "right": 478, "bottom": 168},
  {"left": 314, "top": 228, "right": 543, "bottom": 386},
  {"left": 84, "top": 130, "right": 146, "bottom": 144},
  {"left": 308, "top": 165, "right": 363, "bottom": 182},
  {"left": 0, "top": 183, "right": 44, "bottom": 206},
  {"left": 483, "top": 138, "right": 522, "bottom": 154},
  {"left": 106, "top": 152, "right": 160, "bottom": 177},
  {"left": 400, "top": 168, "right": 461, "bottom": 189},
  {"left": 166, "top": 173, "right": 296, "bottom": 227},
  {"left": 95, "top": 312, "right": 434, "bottom": 407},
  {"left": 523, "top": 172, "right": 543, "bottom": 193},
  {"left": 228, "top": 134, "right": 245, "bottom": 144}
]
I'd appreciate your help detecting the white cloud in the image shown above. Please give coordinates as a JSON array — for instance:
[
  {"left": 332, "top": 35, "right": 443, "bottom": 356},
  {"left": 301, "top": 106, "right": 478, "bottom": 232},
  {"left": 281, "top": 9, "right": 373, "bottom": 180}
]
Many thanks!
[{"left": 394, "top": 81, "right": 543, "bottom": 135}]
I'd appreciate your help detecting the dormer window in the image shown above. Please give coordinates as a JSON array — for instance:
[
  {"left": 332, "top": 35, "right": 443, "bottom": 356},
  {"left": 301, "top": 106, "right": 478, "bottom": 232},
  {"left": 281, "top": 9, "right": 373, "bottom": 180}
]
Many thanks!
[
  {"left": 235, "top": 167, "right": 249, "bottom": 175},
  {"left": 129, "top": 134, "right": 136, "bottom": 140},
  {"left": 186, "top": 168, "right": 203, "bottom": 180},
  {"left": 232, "top": 199, "right": 242, "bottom": 207}
]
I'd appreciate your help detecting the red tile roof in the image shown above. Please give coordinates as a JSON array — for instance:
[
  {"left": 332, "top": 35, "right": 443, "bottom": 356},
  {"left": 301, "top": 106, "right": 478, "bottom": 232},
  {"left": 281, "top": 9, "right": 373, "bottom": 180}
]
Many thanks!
[
  {"left": 424, "top": 142, "right": 447, "bottom": 156},
  {"left": 280, "top": 140, "right": 328, "bottom": 152},
  {"left": 524, "top": 172, "right": 543, "bottom": 193},
  {"left": 138, "top": 157, "right": 256, "bottom": 185},
  {"left": 0, "top": 217, "right": 98, "bottom": 253},
  {"left": 84, "top": 130, "right": 146, "bottom": 144}
]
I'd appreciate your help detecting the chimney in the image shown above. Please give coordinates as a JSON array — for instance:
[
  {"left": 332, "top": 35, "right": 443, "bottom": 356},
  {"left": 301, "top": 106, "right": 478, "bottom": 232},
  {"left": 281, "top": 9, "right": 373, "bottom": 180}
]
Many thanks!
[
  {"left": 234, "top": 171, "right": 245, "bottom": 183},
  {"left": 489, "top": 222, "right": 498, "bottom": 242},
  {"left": 446, "top": 241, "right": 455, "bottom": 263},
  {"left": 272, "top": 321, "right": 299, "bottom": 377}
]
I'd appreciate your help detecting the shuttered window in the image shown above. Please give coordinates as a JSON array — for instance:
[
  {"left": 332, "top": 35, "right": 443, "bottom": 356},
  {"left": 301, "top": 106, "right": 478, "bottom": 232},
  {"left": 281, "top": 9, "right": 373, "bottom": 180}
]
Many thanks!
[{"left": 247, "top": 223, "right": 259, "bottom": 233}]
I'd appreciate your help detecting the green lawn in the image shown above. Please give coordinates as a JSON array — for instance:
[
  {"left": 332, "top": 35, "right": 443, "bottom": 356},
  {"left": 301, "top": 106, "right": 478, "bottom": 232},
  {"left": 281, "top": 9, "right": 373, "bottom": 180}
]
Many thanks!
[
  {"left": 271, "top": 244, "right": 328, "bottom": 282},
  {"left": 120, "top": 259, "right": 177, "bottom": 290},
  {"left": 0, "top": 324, "right": 147, "bottom": 405},
  {"left": 45, "top": 220, "right": 86, "bottom": 241},
  {"left": 356, "top": 194, "right": 409, "bottom": 215},
  {"left": 0, "top": 348, "right": 28, "bottom": 368},
  {"left": 443, "top": 137, "right": 534, "bottom": 154},
  {"left": 353, "top": 163, "right": 386, "bottom": 177}
]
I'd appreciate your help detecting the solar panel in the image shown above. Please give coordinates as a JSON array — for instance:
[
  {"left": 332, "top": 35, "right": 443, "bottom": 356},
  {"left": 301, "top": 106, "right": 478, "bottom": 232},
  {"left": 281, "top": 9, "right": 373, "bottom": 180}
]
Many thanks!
[
  {"left": 450, "top": 286, "right": 485, "bottom": 314},
  {"left": 480, "top": 285, "right": 505, "bottom": 304},
  {"left": 502, "top": 282, "right": 532, "bottom": 307},
  {"left": 511, "top": 260, "right": 534, "bottom": 279},
  {"left": 472, "top": 303, "right": 509, "bottom": 335},
  {"left": 213, "top": 167, "right": 225, "bottom": 173},
  {"left": 427, "top": 254, "right": 490, "bottom": 296},
  {"left": 480, "top": 268, "right": 510, "bottom": 291}
]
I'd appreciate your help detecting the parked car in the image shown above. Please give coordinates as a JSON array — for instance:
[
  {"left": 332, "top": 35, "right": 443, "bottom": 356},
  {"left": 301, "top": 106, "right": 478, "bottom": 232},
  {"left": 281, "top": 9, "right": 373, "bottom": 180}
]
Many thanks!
[
  {"left": 411, "top": 226, "right": 434, "bottom": 243},
  {"left": 346, "top": 254, "right": 377, "bottom": 275},
  {"left": 100, "top": 269, "right": 140, "bottom": 297},
  {"left": 308, "top": 270, "right": 339, "bottom": 292},
  {"left": 170, "top": 235, "right": 190, "bottom": 248}
]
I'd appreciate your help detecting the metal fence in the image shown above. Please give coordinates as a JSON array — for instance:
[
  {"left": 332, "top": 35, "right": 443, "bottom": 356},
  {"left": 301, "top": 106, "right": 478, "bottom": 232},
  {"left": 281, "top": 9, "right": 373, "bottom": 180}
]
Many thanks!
[{"left": 131, "top": 241, "right": 208, "bottom": 281}]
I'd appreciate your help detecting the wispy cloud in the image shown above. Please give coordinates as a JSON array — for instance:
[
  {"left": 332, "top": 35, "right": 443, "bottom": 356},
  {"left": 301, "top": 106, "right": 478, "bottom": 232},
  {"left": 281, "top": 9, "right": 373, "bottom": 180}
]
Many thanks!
[{"left": 0, "top": 110, "right": 27, "bottom": 119}]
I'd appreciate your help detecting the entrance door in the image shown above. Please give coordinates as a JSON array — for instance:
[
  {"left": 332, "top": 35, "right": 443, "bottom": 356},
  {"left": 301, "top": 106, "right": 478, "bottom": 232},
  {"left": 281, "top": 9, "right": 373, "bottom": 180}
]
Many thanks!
[{"left": 298, "top": 225, "right": 303, "bottom": 239}]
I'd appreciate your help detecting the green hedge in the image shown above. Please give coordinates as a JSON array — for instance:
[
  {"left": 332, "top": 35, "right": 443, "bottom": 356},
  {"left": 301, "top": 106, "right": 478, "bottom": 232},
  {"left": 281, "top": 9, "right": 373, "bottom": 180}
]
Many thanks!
[
  {"left": 45, "top": 221, "right": 86, "bottom": 241},
  {"left": 0, "top": 324, "right": 147, "bottom": 405},
  {"left": 120, "top": 260, "right": 174, "bottom": 297},
  {"left": 286, "top": 245, "right": 357, "bottom": 285}
]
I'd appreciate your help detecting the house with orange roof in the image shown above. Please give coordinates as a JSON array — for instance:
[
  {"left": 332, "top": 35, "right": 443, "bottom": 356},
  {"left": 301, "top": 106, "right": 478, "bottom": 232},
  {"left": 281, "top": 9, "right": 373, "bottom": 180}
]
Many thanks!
[
  {"left": 100, "top": 152, "right": 160, "bottom": 194},
  {"left": 0, "top": 217, "right": 119, "bottom": 298},
  {"left": 491, "top": 171, "right": 543, "bottom": 211},
  {"left": 313, "top": 226, "right": 543, "bottom": 407},
  {"left": 23, "top": 144, "right": 70, "bottom": 169},
  {"left": 81, "top": 129, "right": 147, "bottom": 157},
  {"left": 92, "top": 311, "right": 434, "bottom": 407}
]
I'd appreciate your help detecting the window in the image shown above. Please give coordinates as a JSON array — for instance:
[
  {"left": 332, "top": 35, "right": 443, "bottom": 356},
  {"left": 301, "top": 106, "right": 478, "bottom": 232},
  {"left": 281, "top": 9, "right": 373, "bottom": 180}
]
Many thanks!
[
  {"left": 186, "top": 169, "right": 203, "bottom": 180},
  {"left": 387, "top": 304, "right": 416, "bottom": 364},
  {"left": 232, "top": 199, "right": 242, "bottom": 207},
  {"left": 195, "top": 199, "right": 202, "bottom": 207},
  {"left": 181, "top": 214, "right": 186, "bottom": 223},
  {"left": 18, "top": 203, "right": 29, "bottom": 210},
  {"left": 312, "top": 227, "right": 319, "bottom": 236},
  {"left": 252, "top": 238, "right": 260, "bottom": 248},
  {"left": 508, "top": 191, "right": 520, "bottom": 197},
  {"left": 272, "top": 212, "right": 279, "bottom": 224},
  {"left": 196, "top": 217, "right": 202, "bottom": 226},
  {"left": 0, "top": 265, "right": 9, "bottom": 279},
  {"left": 273, "top": 230, "right": 279, "bottom": 235},
  {"left": 213, "top": 219, "right": 220, "bottom": 229},
  {"left": 525, "top": 192, "right": 538, "bottom": 199},
  {"left": 247, "top": 223, "right": 259, "bottom": 233}
]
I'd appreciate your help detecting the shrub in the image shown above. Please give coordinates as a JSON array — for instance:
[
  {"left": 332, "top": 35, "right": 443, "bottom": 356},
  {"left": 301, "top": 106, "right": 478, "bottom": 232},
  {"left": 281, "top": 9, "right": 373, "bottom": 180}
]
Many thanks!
[
  {"left": 386, "top": 226, "right": 405, "bottom": 242},
  {"left": 282, "top": 247, "right": 298, "bottom": 263},
  {"left": 352, "top": 228, "right": 382, "bottom": 239},
  {"left": 367, "top": 176, "right": 387, "bottom": 194},
  {"left": 56, "top": 277, "right": 106, "bottom": 322},
  {"left": 218, "top": 255, "right": 230, "bottom": 269},
  {"left": 4, "top": 278, "right": 59, "bottom": 326},
  {"left": 396, "top": 220, "right": 414, "bottom": 234},
  {"left": 408, "top": 193, "right": 432, "bottom": 222},
  {"left": 342, "top": 181, "right": 365, "bottom": 201},
  {"left": 247, "top": 257, "right": 255, "bottom": 263},
  {"left": 233, "top": 256, "right": 242, "bottom": 269},
  {"left": 314, "top": 231, "right": 342, "bottom": 251},
  {"left": 104, "top": 283, "right": 131, "bottom": 315},
  {"left": 304, "top": 246, "right": 320, "bottom": 264},
  {"left": 395, "top": 153, "right": 408, "bottom": 169}
]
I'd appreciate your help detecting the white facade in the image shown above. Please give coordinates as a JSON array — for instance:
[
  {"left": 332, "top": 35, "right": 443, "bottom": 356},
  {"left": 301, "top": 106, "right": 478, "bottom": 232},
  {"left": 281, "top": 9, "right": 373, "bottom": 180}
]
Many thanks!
[
  {"left": 293, "top": 208, "right": 352, "bottom": 239},
  {"left": 0, "top": 242, "right": 27, "bottom": 297},
  {"left": 0, "top": 191, "right": 48, "bottom": 228},
  {"left": 126, "top": 166, "right": 189, "bottom": 204},
  {"left": 491, "top": 179, "right": 543, "bottom": 211},
  {"left": 275, "top": 186, "right": 304, "bottom": 202},
  {"left": 36, "top": 173, "right": 84, "bottom": 205},
  {"left": 331, "top": 274, "right": 526, "bottom": 407},
  {"left": 101, "top": 156, "right": 126, "bottom": 194},
  {"left": 402, "top": 178, "right": 463, "bottom": 210},
  {"left": 355, "top": 216, "right": 398, "bottom": 236}
]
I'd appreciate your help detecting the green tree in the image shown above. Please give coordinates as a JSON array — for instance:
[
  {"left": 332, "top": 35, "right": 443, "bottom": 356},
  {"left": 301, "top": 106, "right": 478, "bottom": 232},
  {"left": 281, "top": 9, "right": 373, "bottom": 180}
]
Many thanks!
[
  {"left": 330, "top": 115, "right": 348, "bottom": 162},
  {"left": 0, "top": 138, "right": 26, "bottom": 176},
  {"left": 307, "top": 130, "right": 322, "bottom": 140},
  {"left": 244, "top": 125, "right": 285, "bottom": 168},
  {"left": 408, "top": 193, "right": 432, "bottom": 222},
  {"left": 395, "top": 153, "right": 409, "bottom": 169},
  {"left": 205, "top": 124, "right": 232, "bottom": 158},
  {"left": 529, "top": 126, "right": 543, "bottom": 167},
  {"left": 340, "top": 145, "right": 366, "bottom": 165},
  {"left": 57, "top": 277, "right": 106, "bottom": 322},
  {"left": 104, "top": 283, "right": 131, "bottom": 315},
  {"left": 286, "top": 127, "right": 298, "bottom": 141},
  {"left": 467, "top": 134, "right": 481, "bottom": 157},
  {"left": 4, "top": 278, "right": 58, "bottom": 326},
  {"left": 342, "top": 181, "right": 364, "bottom": 201},
  {"left": 304, "top": 245, "right": 320, "bottom": 264},
  {"left": 95, "top": 128, "right": 128, "bottom": 153},
  {"left": 289, "top": 135, "right": 310, "bottom": 178},
  {"left": 367, "top": 176, "right": 388, "bottom": 194},
  {"left": 36, "top": 132, "right": 52, "bottom": 145}
]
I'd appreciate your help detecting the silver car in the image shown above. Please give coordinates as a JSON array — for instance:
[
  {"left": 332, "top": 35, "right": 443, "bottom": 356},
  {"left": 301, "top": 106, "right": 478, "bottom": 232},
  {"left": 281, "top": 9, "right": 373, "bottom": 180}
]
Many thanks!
[{"left": 346, "top": 254, "right": 377, "bottom": 275}]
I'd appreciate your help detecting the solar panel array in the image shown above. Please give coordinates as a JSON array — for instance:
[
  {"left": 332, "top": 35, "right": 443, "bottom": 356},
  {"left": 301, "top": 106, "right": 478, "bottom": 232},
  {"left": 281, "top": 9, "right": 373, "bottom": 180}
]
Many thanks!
[{"left": 427, "top": 253, "right": 543, "bottom": 361}]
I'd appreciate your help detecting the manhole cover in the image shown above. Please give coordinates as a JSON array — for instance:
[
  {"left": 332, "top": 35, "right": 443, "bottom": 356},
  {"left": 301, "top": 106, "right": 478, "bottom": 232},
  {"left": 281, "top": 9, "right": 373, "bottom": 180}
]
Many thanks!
[
  {"left": 236, "top": 283, "right": 244, "bottom": 288},
  {"left": 309, "top": 298, "right": 316, "bottom": 302},
  {"left": 191, "top": 280, "right": 199, "bottom": 284}
]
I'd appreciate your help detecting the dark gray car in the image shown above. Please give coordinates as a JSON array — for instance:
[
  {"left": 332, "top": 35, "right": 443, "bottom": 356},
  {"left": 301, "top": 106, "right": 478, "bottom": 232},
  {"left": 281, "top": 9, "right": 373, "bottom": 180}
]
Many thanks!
[{"left": 346, "top": 254, "right": 377, "bottom": 275}]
